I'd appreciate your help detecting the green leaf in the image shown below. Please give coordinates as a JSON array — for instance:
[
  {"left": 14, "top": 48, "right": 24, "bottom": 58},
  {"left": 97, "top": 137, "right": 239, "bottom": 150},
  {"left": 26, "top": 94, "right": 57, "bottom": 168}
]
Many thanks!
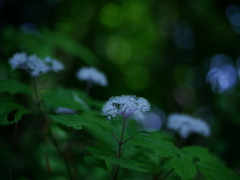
[
  {"left": 170, "top": 156, "right": 197, "bottom": 180},
  {"left": 182, "top": 146, "right": 223, "bottom": 165},
  {"left": 84, "top": 156, "right": 108, "bottom": 170},
  {"left": 132, "top": 132, "right": 184, "bottom": 157},
  {"left": 0, "top": 102, "right": 30, "bottom": 125},
  {"left": 42, "top": 87, "right": 89, "bottom": 111},
  {"left": 96, "top": 155, "right": 148, "bottom": 172},
  {"left": 196, "top": 162, "right": 238, "bottom": 180},
  {"left": 0, "top": 79, "right": 32, "bottom": 95},
  {"left": 182, "top": 146, "right": 239, "bottom": 180},
  {"left": 48, "top": 114, "right": 112, "bottom": 131},
  {"left": 86, "top": 127, "right": 116, "bottom": 151}
]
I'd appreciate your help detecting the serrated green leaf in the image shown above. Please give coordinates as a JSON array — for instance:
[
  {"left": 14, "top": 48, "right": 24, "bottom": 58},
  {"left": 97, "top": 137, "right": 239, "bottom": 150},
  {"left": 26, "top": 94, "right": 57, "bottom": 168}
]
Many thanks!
[
  {"left": 0, "top": 79, "right": 32, "bottom": 95},
  {"left": 96, "top": 155, "right": 148, "bottom": 172},
  {"left": 132, "top": 132, "right": 184, "bottom": 157},
  {"left": 84, "top": 156, "right": 108, "bottom": 170},
  {"left": 182, "top": 146, "right": 239, "bottom": 180},
  {"left": 196, "top": 162, "right": 238, "bottom": 180},
  {"left": 182, "top": 146, "right": 223, "bottom": 165},
  {"left": 48, "top": 114, "right": 112, "bottom": 131},
  {"left": 170, "top": 156, "right": 197, "bottom": 180},
  {"left": 0, "top": 102, "right": 30, "bottom": 125}
]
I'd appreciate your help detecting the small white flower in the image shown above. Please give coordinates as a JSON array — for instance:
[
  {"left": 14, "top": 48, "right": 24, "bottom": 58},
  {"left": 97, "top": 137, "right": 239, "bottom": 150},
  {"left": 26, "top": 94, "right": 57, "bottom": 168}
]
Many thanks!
[
  {"left": 167, "top": 113, "right": 210, "bottom": 138},
  {"left": 101, "top": 95, "right": 151, "bottom": 120},
  {"left": 76, "top": 67, "right": 108, "bottom": 86},
  {"left": 9, "top": 52, "right": 28, "bottom": 69}
]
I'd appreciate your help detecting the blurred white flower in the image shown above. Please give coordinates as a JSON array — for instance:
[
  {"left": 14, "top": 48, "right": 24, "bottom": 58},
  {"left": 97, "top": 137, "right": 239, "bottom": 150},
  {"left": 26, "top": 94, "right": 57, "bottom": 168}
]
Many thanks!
[
  {"left": 55, "top": 107, "right": 76, "bottom": 115},
  {"left": 27, "top": 55, "right": 50, "bottom": 76},
  {"left": 9, "top": 52, "right": 64, "bottom": 77},
  {"left": 44, "top": 57, "right": 64, "bottom": 72},
  {"left": 167, "top": 113, "right": 210, "bottom": 138},
  {"left": 226, "top": 5, "right": 240, "bottom": 27},
  {"left": 206, "top": 54, "right": 237, "bottom": 93},
  {"left": 140, "top": 112, "right": 163, "bottom": 132},
  {"left": 9, "top": 52, "right": 28, "bottom": 69},
  {"left": 76, "top": 67, "right": 108, "bottom": 86},
  {"left": 101, "top": 95, "right": 151, "bottom": 120}
]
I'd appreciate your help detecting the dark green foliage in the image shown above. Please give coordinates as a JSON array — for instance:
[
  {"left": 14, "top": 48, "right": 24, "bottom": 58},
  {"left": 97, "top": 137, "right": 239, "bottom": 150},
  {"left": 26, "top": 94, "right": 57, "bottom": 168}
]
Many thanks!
[
  {"left": 132, "top": 132, "right": 185, "bottom": 157},
  {"left": 0, "top": 102, "right": 30, "bottom": 125},
  {"left": 0, "top": 79, "right": 32, "bottom": 95},
  {"left": 182, "top": 146, "right": 239, "bottom": 180},
  {"left": 48, "top": 114, "right": 112, "bottom": 131},
  {"left": 96, "top": 155, "right": 148, "bottom": 172}
]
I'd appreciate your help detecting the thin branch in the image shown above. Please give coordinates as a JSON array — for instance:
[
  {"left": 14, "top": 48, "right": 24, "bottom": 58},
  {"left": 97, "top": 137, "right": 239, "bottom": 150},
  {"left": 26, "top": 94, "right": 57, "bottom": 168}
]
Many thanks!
[
  {"left": 111, "top": 132, "right": 120, "bottom": 144},
  {"left": 124, "top": 108, "right": 137, "bottom": 119},
  {"left": 121, "top": 137, "right": 135, "bottom": 145},
  {"left": 161, "top": 168, "right": 174, "bottom": 180},
  {"left": 33, "top": 77, "right": 39, "bottom": 105}
]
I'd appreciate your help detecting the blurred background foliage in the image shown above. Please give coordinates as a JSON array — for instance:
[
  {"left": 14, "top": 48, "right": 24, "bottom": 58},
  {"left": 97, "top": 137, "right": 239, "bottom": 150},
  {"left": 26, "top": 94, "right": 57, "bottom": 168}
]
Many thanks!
[{"left": 1, "top": 0, "right": 240, "bottom": 179}]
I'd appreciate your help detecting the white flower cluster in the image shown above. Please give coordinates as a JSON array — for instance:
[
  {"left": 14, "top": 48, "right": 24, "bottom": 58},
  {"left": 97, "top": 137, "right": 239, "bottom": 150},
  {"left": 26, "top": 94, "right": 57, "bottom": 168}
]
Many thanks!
[
  {"left": 9, "top": 52, "right": 64, "bottom": 77},
  {"left": 76, "top": 67, "right": 108, "bottom": 86},
  {"left": 167, "top": 113, "right": 210, "bottom": 138},
  {"left": 102, "top": 95, "right": 151, "bottom": 120}
]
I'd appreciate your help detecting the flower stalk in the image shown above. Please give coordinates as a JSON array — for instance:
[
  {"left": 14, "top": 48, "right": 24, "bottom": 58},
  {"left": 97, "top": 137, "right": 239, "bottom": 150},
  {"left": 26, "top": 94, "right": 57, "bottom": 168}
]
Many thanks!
[{"left": 102, "top": 95, "right": 151, "bottom": 180}]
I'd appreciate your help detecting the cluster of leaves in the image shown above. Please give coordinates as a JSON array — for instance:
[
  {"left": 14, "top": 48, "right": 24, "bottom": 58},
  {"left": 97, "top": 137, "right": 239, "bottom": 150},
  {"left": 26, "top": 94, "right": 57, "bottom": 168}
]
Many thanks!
[{"left": 0, "top": 78, "right": 239, "bottom": 180}]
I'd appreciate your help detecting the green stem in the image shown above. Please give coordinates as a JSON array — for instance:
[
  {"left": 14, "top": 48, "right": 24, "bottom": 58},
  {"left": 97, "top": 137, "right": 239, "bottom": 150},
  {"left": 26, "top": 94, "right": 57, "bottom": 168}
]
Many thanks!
[
  {"left": 177, "top": 137, "right": 185, "bottom": 148},
  {"left": 113, "top": 116, "right": 128, "bottom": 180},
  {"left": 85, "top": 79, "right": 92, "bottom": 94},
  {"left": 160, "top": 168, "right": 174, "bottom": 180},
  {"left": 33, "top": 77, "right": 39, "bottom": 105},
  {"left": 111, "top": 132, "right": 120, "bottom": 144},
  {"left": 121, "top": 137, "right": 135, "bottom": 145}
]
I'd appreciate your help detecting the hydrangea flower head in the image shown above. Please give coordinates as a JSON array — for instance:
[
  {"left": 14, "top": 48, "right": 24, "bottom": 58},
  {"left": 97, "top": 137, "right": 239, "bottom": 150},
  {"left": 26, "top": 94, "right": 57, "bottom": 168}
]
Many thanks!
[
  {"left": 167, "top": 113, "right": 210, "bottom": 138},
  {"left": 101, "top": 95, "right": 151, "bottom": 120},
  {"left": 9, "top": 52, "right": 64, "bottom": 77},
  {"left": 76, "top": 67, "right": 108, "bottom": 86}
]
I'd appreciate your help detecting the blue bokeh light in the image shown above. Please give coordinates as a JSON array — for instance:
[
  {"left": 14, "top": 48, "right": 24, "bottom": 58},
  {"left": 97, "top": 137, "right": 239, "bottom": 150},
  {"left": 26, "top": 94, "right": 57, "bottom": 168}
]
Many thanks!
[{"left": 206, "top": 54, "right": 237, "bottom": 93}]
